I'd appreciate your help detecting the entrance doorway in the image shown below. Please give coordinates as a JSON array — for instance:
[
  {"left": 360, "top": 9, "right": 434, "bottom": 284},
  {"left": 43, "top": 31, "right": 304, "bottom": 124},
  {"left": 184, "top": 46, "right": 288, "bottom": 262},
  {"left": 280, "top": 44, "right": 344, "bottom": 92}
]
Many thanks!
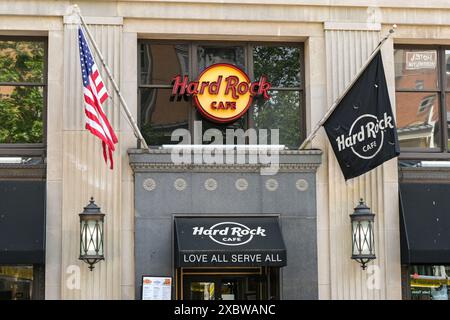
[{"left": 177, "top": 267, "right": 279, "bottom": 300}]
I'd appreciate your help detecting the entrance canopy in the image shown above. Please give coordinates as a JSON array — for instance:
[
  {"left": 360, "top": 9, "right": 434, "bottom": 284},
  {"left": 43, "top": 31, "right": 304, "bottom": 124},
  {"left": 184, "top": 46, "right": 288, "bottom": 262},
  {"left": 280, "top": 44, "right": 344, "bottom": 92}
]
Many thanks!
[
  {"left": 400, "top": 183, "right": 450, "bottom": 264},
  {"left": 174, "top": 217, "right": 287, "bottom": 267},
  {"left": 0, "top": 181, "right": 45, "bottom": 264}
]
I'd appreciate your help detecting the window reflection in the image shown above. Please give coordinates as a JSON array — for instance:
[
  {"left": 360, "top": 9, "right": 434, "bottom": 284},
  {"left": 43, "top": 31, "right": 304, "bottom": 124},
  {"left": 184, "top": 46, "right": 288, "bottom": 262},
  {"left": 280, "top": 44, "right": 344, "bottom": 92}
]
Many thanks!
[
  {"left": 198, "top": 110, "right": 247, "bottom": 144},
  {"left": 140, "top": 88, "right": 190, "bottom": 145},
  {"left": 140, "top": 43, "right": 189, "bottom": 85},
  {"left": 446, "top": 50, "right": 450, "bottom": 90},
  {"left": 409, "top": 265, "right": 450, "bottom": 300},
  {"left": 0, "top": 266, "right": 33, "bottom": 300},
  {"left": 253, "top": 46, "right": 301, "bottom": 87},
  {"left": 138, "top": 42, "right": 304, "bottom": 148},
  {"left": 0, "top": 86, "right": 44, "bottom": 143},
  {"left": 396, "top": 92, "right": 440, "bottom": 149},
  {"left": 190, "top": 282, "right": 215, "bottom": 300},
  {"left": 0, "top": 40, "right": 45, "bottom": 83},
  {"left": 394, "top": 49, "right": 438, "bottom": 91},
  {"left": 447, "top": 94, "right": 450, "bottom": 151},
  {"left": 197, "top": 45, "right": 246, "bottom": 134},
  {"left": 252, "top": 90, "right": 301, "bottom": 148},
  {"left": 197, "top": 46, "right": 245, "bottom": 73}
]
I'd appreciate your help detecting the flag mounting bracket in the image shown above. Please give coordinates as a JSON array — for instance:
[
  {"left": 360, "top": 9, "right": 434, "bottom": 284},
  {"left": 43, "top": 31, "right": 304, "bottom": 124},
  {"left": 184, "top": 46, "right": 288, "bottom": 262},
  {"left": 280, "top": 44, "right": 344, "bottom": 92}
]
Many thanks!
[{"left": 299, "top": 24, "right": 397, "bottom": 150}]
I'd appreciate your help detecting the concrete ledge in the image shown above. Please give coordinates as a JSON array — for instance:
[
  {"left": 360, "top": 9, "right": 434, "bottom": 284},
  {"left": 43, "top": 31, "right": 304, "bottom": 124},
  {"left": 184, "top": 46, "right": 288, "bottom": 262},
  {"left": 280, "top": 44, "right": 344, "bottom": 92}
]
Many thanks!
[
  {"left": 64, "top": 15, "right": 123, "bottom": 25},
  {"left": 399, "top": 166, "right": 450, "bottom": 183},
  {"left": 324, "top": 22, "right": 381, "bottom": 31},
  {"left": 128, "top": 148, "right": 322, "bottom": 173}
]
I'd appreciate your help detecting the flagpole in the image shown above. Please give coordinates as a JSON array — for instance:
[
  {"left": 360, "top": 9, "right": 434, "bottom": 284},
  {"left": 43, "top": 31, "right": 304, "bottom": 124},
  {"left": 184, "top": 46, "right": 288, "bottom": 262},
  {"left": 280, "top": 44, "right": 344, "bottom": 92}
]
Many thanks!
[
  {"left": 72, "top": 5, "right": 150, "bottom": 150},
  {"left": 299, "top": 24, "right": 397, "bottom": 150}
]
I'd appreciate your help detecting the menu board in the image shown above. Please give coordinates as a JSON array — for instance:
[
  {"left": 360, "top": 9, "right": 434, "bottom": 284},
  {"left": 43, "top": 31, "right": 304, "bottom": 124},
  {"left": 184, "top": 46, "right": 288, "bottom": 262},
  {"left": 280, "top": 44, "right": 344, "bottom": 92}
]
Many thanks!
[{"left": 142, "top": 276, "right": 172, "bottom": 300}]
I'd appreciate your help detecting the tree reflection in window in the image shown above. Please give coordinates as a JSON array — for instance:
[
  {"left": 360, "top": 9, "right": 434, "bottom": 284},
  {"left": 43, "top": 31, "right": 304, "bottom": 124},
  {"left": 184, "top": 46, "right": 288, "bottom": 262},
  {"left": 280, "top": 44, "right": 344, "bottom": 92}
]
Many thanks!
[{"left": 0, "top": 40, "right": 45, "bottom": 144}]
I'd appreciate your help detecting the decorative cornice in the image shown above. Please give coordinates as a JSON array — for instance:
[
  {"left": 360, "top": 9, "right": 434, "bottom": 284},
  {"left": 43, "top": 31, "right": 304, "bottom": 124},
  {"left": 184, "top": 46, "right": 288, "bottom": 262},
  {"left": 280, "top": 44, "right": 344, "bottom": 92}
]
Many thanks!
[
  {"left": 129, "top": 162, "right": 320, "bottom": 173},
  {"left": 399, "top": 167, "right": 450, "bottom": 183},
  {"left": 128, "top": 148, "right": 322, "bottom": 173},
  {"left": 128, "top": 148, "right": 323, "bottom": 156}
]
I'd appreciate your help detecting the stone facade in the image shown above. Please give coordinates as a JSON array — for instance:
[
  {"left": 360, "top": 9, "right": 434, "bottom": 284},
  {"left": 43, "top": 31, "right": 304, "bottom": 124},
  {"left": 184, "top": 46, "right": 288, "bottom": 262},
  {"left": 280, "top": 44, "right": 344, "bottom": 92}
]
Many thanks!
[{"left": 3, "top": 0, "right": 449, "bottom": 299}]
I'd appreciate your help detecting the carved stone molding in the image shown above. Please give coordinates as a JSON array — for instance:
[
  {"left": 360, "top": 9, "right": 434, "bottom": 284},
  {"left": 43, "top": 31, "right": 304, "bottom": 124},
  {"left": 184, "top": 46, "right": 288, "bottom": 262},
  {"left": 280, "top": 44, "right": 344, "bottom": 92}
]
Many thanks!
[
  {"left": 265, "top": 178, "right": 279, "bottom": 191},
  {"left": 142, "top": 178, "right": 156, "bottom": 191},
  {"left": 296, "top": 179, "right": 309, "bottom": 191},
  {"left": 235, "top": 178, "right": 249, "bottom": 191},
  {"left": 129, "top": 162, "right": 321, "bottom": 173},
  {"left": 204, "top": 178, "right": 218, "bottom": 191},
  {"left": 174, "top": 178, "right": 187, "bottom": 191},
  {"left": 399, "top": 167, "right": 450, "bottom": 183},
  {"left": 128, "top": 148, "right": 322, "bottom": 173}
]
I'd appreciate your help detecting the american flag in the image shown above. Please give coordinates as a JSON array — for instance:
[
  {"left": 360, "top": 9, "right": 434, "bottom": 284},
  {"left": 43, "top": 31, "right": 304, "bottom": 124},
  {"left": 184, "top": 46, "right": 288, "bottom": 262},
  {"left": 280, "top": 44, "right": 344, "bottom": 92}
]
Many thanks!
[{"left": 78, "top": 26, "right": 118, "bottom": 169}]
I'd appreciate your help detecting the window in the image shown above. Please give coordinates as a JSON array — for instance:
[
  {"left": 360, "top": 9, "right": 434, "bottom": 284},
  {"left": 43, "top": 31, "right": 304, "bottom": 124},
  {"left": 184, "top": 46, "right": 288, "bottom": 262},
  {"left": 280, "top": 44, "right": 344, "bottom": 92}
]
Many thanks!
[
  {"left": 138, "top": 41, "right": 304, "bottom": 149},
  {"left": 0, "top": 266, "right": 33, "bottom": 300},
  {"left": 394, "top": 46, "right": 450, "bottom": 157},
  {"left": 0, "top": 37, "right": 47, "bottom": 157},
  {"left": 405, "top": 265, "right": 450, "bottom": 300}
]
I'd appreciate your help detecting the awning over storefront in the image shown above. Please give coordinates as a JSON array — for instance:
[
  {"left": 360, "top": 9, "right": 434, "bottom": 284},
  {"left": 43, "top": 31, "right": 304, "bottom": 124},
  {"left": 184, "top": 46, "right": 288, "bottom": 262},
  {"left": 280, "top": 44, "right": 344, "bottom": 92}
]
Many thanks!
[
  {"left": 0, "top": 181, "right": 45, "bottom": 264},
  {"left": 174, "top": 217, "right": 287, "bottom": 267},
  {"left": 400, "top": 183, "right": 450, "bottom": 264}
]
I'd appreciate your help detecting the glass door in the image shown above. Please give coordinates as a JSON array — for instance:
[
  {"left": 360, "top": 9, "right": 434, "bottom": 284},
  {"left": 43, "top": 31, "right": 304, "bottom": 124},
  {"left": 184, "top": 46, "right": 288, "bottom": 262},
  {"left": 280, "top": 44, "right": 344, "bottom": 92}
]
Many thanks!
[{"left": 182, "top": 271, "right": 269, "bottom": 300}]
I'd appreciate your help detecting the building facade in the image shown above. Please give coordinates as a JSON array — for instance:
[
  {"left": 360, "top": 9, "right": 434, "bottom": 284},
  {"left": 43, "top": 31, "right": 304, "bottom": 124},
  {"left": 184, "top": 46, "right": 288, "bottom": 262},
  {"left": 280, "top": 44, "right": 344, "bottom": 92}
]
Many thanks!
[{"left": 0, "top": 0, "right": 450, "bottom": 300}]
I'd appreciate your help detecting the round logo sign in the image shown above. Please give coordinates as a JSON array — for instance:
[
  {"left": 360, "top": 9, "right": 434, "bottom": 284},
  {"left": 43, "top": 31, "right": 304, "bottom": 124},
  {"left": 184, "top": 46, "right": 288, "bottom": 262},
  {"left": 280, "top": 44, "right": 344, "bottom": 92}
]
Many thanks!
[
  {"left": 195, "top": 64, "right": 252, "bottom": 123},
  {"left": 171, "top": 63, "right": 271, "bottom": 123}
]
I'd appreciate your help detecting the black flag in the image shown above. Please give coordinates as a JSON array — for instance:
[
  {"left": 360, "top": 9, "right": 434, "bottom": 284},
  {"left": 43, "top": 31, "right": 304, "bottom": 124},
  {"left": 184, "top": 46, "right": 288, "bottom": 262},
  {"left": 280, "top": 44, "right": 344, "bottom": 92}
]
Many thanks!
[{"left": 324, "top": 51, "right": 399, "bottom": 180}]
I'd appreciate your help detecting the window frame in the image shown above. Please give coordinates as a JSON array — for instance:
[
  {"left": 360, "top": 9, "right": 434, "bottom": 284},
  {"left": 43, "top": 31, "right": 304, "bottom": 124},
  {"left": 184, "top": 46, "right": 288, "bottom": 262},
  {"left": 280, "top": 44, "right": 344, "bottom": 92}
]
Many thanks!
[
  {"left": 395, "top": 44, "right": 450, "bottom": 159},
  {"left": 137, "top": 40, "right": 305, "bottom": 148},
  {"left": 0, "top": 36, "right": 48, "bottom": 157}
]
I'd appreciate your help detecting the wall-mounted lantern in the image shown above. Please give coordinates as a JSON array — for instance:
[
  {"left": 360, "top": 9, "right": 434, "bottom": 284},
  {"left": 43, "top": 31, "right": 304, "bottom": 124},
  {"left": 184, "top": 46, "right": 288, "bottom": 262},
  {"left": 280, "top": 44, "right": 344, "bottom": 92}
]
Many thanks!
[
  {"left": 79, "top": 197, "right": 105, "bottom": 271},
  {"left": 350, "top": 199, "right": 376, "bottom": 270}
]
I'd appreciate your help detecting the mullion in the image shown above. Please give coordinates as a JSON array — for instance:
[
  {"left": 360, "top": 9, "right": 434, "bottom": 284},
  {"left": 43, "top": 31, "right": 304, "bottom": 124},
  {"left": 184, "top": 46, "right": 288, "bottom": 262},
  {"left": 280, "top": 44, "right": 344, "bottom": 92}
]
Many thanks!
[{"left": 439, "top": 48, "right": 448, "bottom": 152}]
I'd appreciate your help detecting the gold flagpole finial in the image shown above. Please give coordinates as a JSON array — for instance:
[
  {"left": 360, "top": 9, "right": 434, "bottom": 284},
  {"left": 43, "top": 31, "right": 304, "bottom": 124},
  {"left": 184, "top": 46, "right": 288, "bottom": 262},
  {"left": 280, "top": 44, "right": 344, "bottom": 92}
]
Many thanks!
[
  {"left": 390, "top": 24, "right": 397, "bottom": 33},
  {"left": 72, "top": 4, "right": 80, "bottom": 15}
]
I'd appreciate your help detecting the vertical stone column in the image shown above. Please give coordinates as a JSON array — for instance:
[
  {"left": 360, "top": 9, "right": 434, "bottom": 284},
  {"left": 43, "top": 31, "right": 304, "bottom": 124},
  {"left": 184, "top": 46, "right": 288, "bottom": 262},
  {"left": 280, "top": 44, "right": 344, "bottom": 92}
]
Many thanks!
[
  {"left": 45, "top": 28, "right": 64, "bottom": 300},
  {"left": 59, "top": 16, "right": 132, "bottom": 299},
  {"left": 315, "top": 22, "right": 401, "bottom": 299},
  {"left": 305, "top": 34, "right": 329, "bottom": 299}
]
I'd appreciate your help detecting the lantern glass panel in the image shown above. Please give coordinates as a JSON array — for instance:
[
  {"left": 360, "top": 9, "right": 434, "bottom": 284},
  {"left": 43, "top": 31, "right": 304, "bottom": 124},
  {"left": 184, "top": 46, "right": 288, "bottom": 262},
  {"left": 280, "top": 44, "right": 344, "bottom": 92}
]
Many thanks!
[
  {"left": 80, "top": 219, "right": 103, "bottom": 256},
  {"left": 352, "top": 220, "right": 374, "bottom": 256}
]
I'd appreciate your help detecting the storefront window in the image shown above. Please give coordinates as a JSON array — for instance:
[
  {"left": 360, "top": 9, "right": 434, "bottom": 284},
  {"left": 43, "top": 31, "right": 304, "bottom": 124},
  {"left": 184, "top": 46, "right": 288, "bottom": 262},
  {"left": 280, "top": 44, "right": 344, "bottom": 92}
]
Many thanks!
[
  {"left": 139, "top": 43, "right": 190, "bottom": 145},
  {"left": 197, "top": 45, "right": 248, "bottom": 136},
  {"left": 138, "top": 41, "right": 304, "bottom": 148},
  {"left": 198, "top": 45, "right": 245, "bottom": 72},
  {"left": 394, "top": 46, "right": 450, "bottom": 155},
  {"left": 0, "top": 266, "right": 33, "bottom": 300},
  {"left": 407, "top": 265, "right": 450, "bottom": 300},
  {"left": 0, "top": 38, "right": 46, "bottom": 156}
]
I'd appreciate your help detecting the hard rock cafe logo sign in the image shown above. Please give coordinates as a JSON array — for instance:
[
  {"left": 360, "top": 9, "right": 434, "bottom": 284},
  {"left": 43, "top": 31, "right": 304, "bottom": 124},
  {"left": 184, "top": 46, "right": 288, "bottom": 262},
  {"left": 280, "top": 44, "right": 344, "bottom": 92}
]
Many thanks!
[
  {"left": 171, "top": 63, "right": 271, "bottom": 123},
  {"left": 335, "top": 112, "right": 394, "bottom": 159},
  {"left": 192, "top": 222, "right": 266, "bottom": 246}
]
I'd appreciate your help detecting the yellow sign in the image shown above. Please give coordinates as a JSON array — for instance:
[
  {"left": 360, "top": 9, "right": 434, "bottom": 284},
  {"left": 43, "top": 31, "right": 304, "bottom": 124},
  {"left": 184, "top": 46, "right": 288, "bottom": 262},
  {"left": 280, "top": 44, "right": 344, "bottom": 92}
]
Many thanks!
[{"left": 172, "top": 63, "right": 271, "bottom": 123}]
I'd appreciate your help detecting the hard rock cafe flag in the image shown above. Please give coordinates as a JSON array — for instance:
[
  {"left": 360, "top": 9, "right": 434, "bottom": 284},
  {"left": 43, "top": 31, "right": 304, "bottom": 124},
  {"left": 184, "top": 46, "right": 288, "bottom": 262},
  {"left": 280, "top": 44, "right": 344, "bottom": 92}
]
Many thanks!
[{"left": 323, "top": 51, "right": 400, "bottom": 180}]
